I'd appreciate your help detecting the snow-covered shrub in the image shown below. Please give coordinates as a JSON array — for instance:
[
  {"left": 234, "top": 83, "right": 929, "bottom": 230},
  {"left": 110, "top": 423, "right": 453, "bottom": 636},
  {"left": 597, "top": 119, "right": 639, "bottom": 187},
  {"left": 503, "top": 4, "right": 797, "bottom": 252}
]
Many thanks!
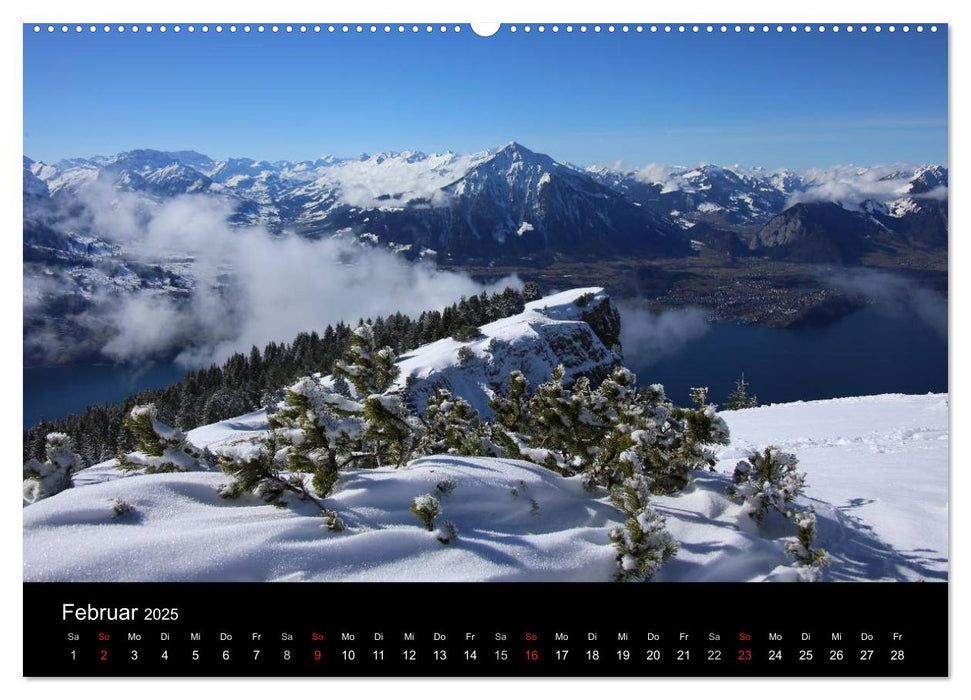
[
  {"left": 419, "top": 389, "right": 483, "bottom": 456},
  {"left": 590, "top": 371, "right": 729, "bottom": 494},
  {"left": 219, "top": 377, "right": 363, "bottom": 507},
  {"left": 727, "top": 447, "right": 805, "bottom": 522},
  {"left": 322, "top": 508, "right": 346, "bottom": 532},
  {"left": 111, "top": 498, "right": 134, "bottom": 518},
  {"left": 456, "top": 345, "right": 475, "bottom": 365},
  {"left": 488, "top": 364, "right": 729, "bottom": 493},
  {"left": 784, "top": 509, "right": 830, "bottom": 580},
  {"left": 362, "top": 393, "right": 420, "bottom": 468},
  {"left": 330, "top": 323, "right": 419, "bottom": 468},
  {"left": 609, "top": 506, "right": 678, "bottom": 582},
  {"left": 410, "top": 493, "right": 441, "bottom": 531},
  {"left": 690, "top": 386, "right": 709, "bottom": 407},
  {"left": 118, "top": 404, "right": 198, "bottom": 474},
  {"left": 332, "top": 323, "right": 400, "bottom": 396},
  {"left": 23, "top": 433, "right": 82, "bottom": 504},
  {"left": 220, "top": 328, "right": 420, "bottom": 509},
  {"left": 434, "top": 520, "right": 458, "bottom": 545},
  {"left": 609, "top": 474, "right": 653, "bottom": 518},
  {"left": 436, "top": 476, "right": 458, "bottom": 496},
  {"left": 452, "top": 325, "right": 481, "bottom": 342},
  {"left": 525, "top": 367, "right": 608, "bottom": 473},
  {"left": 490, "top": 370, "right": 531, "bottom": 434}
]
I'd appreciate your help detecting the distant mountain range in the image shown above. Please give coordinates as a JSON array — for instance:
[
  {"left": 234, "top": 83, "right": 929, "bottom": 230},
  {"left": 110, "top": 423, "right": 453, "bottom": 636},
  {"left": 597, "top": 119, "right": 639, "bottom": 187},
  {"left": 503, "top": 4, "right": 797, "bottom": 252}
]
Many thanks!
[
  {"left": 25, "top": 142, "right": 947, "bottom": 265},
  {"left": 22, "top": 143, "right": 948, "bottom": 365}
]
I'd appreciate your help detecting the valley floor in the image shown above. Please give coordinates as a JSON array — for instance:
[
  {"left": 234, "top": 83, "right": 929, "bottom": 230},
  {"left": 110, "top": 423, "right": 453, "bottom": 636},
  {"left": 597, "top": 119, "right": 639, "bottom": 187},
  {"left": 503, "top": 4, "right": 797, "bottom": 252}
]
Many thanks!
[
  {"left": 22, "top": 393, "right": 948, "bottom": 583},
  {"left": 451, "top": 250, "right": 947, "bottom": 328}
]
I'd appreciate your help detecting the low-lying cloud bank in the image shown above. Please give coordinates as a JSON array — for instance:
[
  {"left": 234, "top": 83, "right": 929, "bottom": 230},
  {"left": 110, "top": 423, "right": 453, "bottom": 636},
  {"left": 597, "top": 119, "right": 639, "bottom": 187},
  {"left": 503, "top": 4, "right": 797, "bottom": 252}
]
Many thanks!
[
  {"left": 790, "top": 165, "right": 947, "bottom": 210},
  {"left": 25, "top": 191, "right": 519, "bottom": 367},
  {"left": 821, "top": 268, "right": 947, "bottom": 337},
  {"left": 616, "top": 303, "right": 710, "bottom": 367}
]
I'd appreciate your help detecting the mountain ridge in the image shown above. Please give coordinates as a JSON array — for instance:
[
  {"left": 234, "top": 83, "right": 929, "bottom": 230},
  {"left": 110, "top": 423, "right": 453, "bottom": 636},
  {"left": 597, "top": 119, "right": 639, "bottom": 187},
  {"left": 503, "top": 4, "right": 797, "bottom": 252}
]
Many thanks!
[{"left": 26, "top": 143, "right": 947, "bottom": 264}]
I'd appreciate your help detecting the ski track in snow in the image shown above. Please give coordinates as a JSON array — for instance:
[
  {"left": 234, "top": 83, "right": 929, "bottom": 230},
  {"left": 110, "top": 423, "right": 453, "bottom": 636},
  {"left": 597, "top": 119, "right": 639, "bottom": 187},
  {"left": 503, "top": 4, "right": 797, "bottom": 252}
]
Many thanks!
[{"left": 23, "top": 393, "right": 947, "bottom": 583}]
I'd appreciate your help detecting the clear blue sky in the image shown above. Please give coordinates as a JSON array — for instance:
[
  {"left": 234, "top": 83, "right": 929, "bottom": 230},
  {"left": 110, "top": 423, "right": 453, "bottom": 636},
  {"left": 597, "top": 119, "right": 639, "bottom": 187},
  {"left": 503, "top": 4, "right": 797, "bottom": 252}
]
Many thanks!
[{"left": 23, "top": 25, "right": 947, "bottom": 169}]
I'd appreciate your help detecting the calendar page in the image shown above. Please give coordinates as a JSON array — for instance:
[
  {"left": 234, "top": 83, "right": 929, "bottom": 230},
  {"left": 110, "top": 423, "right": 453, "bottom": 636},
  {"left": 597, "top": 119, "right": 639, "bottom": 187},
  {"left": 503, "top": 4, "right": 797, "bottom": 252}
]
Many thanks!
[{"left": 21, "top": 17, "right": 948, "bottom": 678}]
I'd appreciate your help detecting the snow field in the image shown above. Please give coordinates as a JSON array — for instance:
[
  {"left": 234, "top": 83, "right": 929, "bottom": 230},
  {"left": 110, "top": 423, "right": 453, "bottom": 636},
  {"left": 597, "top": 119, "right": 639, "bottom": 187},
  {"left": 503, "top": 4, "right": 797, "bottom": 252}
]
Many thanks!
[{"left": 23, "top": 393, "right": 947, "bottom": 582}]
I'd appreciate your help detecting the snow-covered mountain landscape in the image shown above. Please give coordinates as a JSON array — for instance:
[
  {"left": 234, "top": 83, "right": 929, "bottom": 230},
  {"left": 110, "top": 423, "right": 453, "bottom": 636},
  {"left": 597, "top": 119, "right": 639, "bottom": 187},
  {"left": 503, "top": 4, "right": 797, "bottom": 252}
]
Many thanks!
[
  {"left": 23, "top": 142, "right": 948, "bottom": 367},
  {"left": 22, "top": 289, "right": 948, "bottom": 583},
  {"left": 25, "top": 143, "right": 947, "bottom": 261}
]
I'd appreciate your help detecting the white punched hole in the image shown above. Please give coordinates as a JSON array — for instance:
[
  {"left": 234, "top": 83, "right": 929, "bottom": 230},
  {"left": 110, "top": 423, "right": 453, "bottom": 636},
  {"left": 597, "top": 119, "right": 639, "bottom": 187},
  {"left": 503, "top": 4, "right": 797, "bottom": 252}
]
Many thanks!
[{"left": 471, "top": 23, "right": 500, "bottom": 37}]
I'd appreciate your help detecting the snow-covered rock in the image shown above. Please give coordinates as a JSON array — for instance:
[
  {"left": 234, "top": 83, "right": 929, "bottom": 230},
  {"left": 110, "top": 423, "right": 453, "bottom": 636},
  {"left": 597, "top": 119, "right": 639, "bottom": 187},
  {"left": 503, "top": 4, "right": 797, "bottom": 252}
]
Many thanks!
[{"left": 397, "top": 287, "right": 620, "bottom": 415}]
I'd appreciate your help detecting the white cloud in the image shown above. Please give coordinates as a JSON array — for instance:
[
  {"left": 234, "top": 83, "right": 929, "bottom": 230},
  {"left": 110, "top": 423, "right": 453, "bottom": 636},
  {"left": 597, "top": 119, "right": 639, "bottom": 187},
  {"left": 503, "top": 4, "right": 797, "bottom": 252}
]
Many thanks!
[
  {"left": 788, "top": 164, "right": 944, "bottom": 210},
  {"left": 49, "top": 190, "right": 520, "bottom": 366},
  {"left": 616, "top": 303, "right": 709, "bottom": 365}
]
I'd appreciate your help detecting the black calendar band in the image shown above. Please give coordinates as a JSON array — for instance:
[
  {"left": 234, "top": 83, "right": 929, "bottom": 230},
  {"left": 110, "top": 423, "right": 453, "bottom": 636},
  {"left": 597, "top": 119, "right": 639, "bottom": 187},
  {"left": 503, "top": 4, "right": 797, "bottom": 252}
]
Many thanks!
[{"left": 24, "top": 582, "right": 948, "bottom": 677}]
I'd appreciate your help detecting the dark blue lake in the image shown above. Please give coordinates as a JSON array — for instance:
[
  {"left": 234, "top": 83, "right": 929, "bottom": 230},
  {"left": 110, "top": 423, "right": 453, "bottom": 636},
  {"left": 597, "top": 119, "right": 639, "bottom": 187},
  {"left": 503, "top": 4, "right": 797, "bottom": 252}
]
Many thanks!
[
  {"left": 625, "top": 307, "right": 947, "bottom": 408},
  {"left": 23, "top": 306, "right": 947, "bottom": 428},
  {"left": 23, "top": 363, "right": 188, "bottom": 427}
]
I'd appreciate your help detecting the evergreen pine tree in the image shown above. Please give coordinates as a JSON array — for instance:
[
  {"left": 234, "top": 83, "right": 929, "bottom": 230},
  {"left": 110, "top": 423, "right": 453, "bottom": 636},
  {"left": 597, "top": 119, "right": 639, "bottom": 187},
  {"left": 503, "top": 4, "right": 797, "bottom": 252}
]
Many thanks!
[
  {"left": 727, "top": 446, "right": 805, "bottom": 521},
  {"left": 333, "top": 323, "right": 400, "bottom": 396},
  {"left": 361, "top": 393, "right": 419, "bottom": 468},
  {"left": 585, "top": 370, "right": 729, "bottom": 494},
  {"left": 490, "top": 371, "right": 531, "bottom": 434},
  {"left": 609, "top": 505, "right": 679, "bottom": 582},
  {"left": 522, "top": 281, "right": 542, "bottom": 302},
  {"left": 784, "top": 509, "right": 830, "bottom": 580},
  {"left": 724, "top": 373, "right": 758, "bottom": 410},
  {"left": 526, "top": 366, "right": 605, "bottom": 473},
  {"left": 419, "top": 389, "right": 482, "bottom": 456}
]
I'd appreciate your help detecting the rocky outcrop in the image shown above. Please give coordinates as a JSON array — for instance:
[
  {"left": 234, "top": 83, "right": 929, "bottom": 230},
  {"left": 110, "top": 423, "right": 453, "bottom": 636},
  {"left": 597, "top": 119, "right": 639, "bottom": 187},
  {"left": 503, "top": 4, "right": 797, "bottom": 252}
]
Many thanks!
[{"left": 395, "top": 288, "right": 622, "bottom": 416}]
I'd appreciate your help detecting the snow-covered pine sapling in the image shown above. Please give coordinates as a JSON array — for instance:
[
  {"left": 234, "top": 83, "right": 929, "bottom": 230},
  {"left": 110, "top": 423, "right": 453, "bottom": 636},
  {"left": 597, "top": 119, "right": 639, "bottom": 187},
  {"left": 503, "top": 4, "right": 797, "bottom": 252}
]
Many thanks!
[
  {"left": 322, "top": 508, "right": 347, "bottom": 532},
  {"left": 487, "top": 371, "right": 532, "bottom": 459},
  {"left": 23, "top": 432, "right": 82, "bottom": 504},
  {"left": 434, "top": 520, "right": 458, "bottom": 545},
  {"left": 111, "top": 498, "right": 134, "bottom": 518},
  {"left": 609, "top": 506, "right": 678, "bottom": 582},
  {"left": 784, "top": 509, "right": 830, "bottom": 580},
  {"left": 607, "top": 473, "right": 677, "bottom": 580},
  {"left": 410, "top": 493, "right": 441, "bottom": 531},
  {"left": 420, "top": 389, "right": 482, "bottom": 456},
  {"left": 436, "top": 476, "right": 458, "bottom": 496},
  {"left": 526, "top": 366, "right": 606, "bottom": 473},
  {"left": 690, "top": 386, "right": 709, "bottom": 408},
  {"left": 362, "top": 393, "right": 420, "bottom": 468},
  {"left": 727, "top": 447, "right": 805, "bottom": 522},
  {"left": 331, "top": 324, "right": 419, "bottom": 469},
  {"left": 724, "top": 374, "right": 758, "bottom": 410},
  {"left": 609, "top": 473, "right": 653, "bottom": 518},
  {"left": 118, "top": 404, "right": 198, "bottom": 473},
  {"left": 219, "top": 376, "right": 364, "bottom": 512},
  {"left": 585, "top": 368, "right": 728, "bottom": 495},
  {"left": 332, "top": 323, "right": 400, "bottom": 396}
]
